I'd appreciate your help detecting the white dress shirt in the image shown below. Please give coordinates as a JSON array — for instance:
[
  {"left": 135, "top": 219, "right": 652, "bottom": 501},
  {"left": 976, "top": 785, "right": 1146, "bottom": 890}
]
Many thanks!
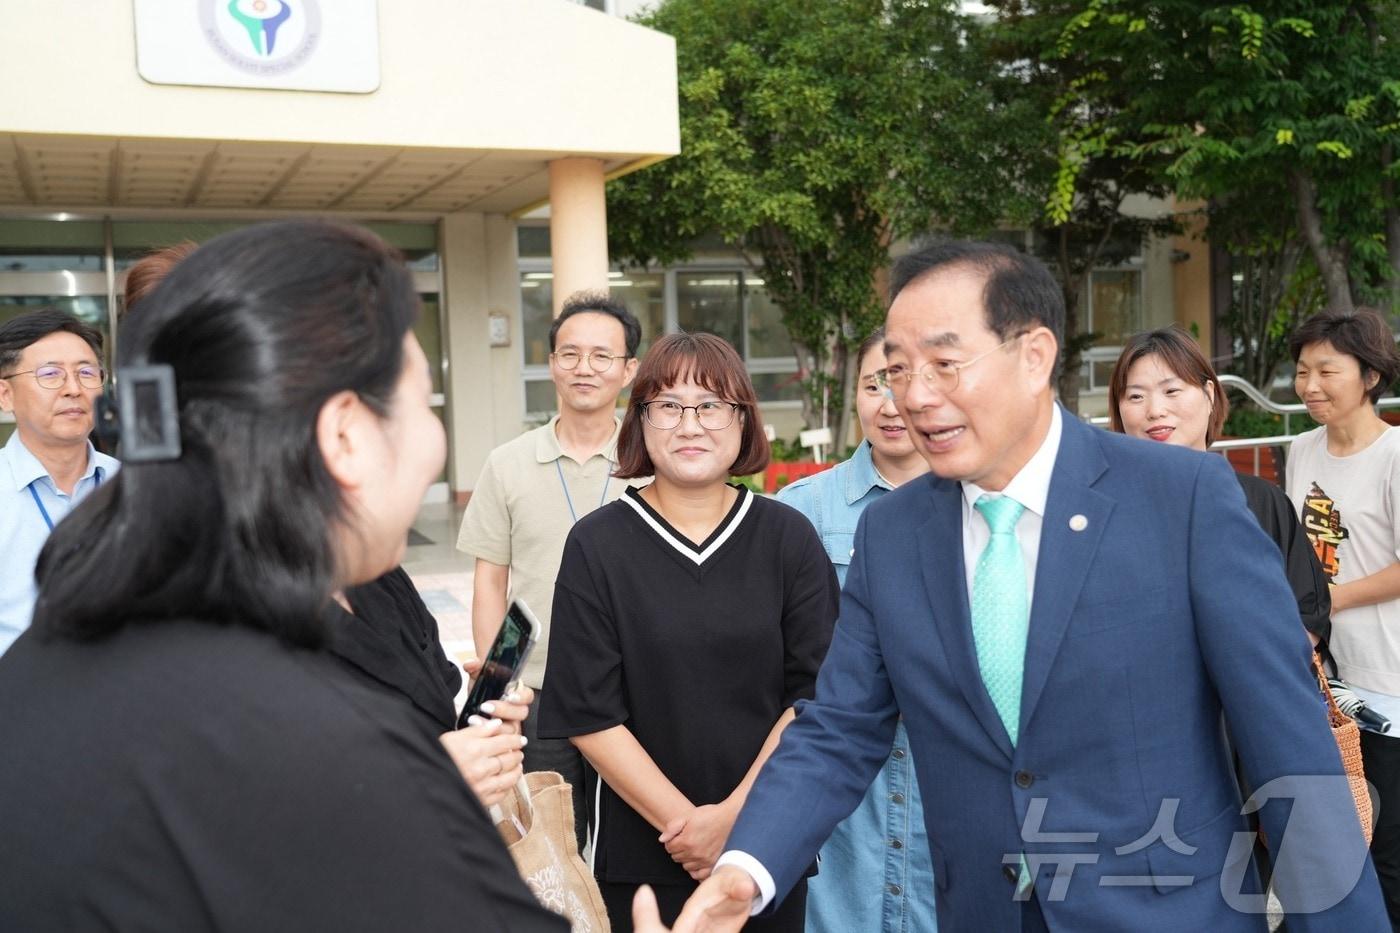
[{"left": 716, "top": 405, "right": 1064, "bottom": 914}]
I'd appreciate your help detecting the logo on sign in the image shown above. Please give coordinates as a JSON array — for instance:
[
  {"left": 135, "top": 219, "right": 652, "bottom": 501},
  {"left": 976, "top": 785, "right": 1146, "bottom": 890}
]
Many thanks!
[{"left": 199, "top": 0, "right": 322, "bottom": 76}]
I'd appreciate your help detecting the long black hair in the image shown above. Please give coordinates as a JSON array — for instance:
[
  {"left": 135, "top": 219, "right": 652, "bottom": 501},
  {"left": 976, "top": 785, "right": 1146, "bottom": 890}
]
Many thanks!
[{"left": 32, "top": 221, "right": 419, "bottom": 646}]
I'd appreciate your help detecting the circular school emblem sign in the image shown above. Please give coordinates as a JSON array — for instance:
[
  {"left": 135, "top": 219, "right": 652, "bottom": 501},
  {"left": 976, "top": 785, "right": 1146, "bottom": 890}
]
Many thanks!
[{"left": 200, "top": 0, "right": 322, "bottom": 76}]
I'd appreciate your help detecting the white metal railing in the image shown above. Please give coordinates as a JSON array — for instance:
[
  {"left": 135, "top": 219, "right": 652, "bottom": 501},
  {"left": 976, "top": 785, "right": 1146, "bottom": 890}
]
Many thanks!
[{"left": 1216, "top": 374, "right": 1400, "bottom": 435}]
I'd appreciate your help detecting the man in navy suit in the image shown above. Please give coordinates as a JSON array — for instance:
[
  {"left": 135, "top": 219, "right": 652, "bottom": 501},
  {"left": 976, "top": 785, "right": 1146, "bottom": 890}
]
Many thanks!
[{"left": 669, "top": 241, "right": 1385, "bottom": 931}]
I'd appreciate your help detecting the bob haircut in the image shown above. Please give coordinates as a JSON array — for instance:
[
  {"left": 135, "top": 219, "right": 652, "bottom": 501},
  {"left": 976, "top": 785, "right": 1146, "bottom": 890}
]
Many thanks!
[
  {"left": 1107, "top": 327, "right": 1229, "bottom": 445},
  {"left": 614, "top": 332, "right": 770, "bottom": 479},
  {"left": 33, "top": 221, "right": 419, "bottom": 647},
  {"left": 1289, "top": 307, "right": 1400, "bottom": 404}
]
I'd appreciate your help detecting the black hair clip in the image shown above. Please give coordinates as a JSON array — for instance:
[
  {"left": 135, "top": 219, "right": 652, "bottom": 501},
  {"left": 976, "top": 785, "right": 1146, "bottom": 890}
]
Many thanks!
[{"left": 110, "top": 364, "right": 183, "bottom": 463}]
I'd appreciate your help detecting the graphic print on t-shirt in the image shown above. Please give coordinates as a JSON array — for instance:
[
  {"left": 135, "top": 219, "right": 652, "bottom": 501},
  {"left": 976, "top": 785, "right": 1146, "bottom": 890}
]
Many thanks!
[{"left": 1300, "top": 481, "right": 1349, "bottom": 580}]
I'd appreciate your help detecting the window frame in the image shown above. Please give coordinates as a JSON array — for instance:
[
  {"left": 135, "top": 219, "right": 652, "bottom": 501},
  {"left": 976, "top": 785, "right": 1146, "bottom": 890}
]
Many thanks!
[{"left": 518, "top": 256, "right": 802, "bottom": 421}]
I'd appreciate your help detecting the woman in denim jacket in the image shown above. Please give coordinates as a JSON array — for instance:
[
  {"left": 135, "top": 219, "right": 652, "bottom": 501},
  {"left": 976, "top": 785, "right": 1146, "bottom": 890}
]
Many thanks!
[{"left": 777, "top": 328, "right": 938, "bottom": 933}]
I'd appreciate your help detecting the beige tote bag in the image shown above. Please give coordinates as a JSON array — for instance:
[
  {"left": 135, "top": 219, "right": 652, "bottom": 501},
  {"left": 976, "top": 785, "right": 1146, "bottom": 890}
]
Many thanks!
[{"left": 493, "top": 771, "right": 611, "bottom": 933}]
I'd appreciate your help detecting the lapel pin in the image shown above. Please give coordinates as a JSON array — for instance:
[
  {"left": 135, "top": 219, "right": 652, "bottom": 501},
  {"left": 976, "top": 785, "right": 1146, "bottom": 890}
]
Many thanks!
[{"left": 1069, "top": 514, "right": 1088, "bottom": 532}]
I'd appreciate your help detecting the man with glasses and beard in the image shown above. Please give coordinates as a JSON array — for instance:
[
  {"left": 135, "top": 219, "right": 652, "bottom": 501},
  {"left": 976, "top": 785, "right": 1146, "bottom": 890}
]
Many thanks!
[{"left": 0, "top": 308, "right": 118, "bottom": 656}]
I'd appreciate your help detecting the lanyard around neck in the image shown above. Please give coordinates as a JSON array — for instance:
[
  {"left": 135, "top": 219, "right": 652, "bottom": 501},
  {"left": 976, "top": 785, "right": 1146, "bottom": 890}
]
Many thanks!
[
  {"left": 28, "top": 471, "right": 101, "bottom": 533},
  {"left": 555, "top": 459, "right": 609, "bottom": 525}
]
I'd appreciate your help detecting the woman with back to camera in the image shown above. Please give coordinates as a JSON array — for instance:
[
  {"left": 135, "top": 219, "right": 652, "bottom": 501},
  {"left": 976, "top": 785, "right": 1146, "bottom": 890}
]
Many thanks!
[
  {"left": 1108, "top": 327, "right": 1331, "bottom": 642},
  {"left": 120, "top": 239, "right": 532, "bottom": 810},
  {"left": 775, "top": 328, "right": 936, "bottom": 933},
  {"left": 1286, "top": 308, "right": 1400, "bottom": 926},
  {"left": 0, "top": 221, "right": 567, "bottom": 931},
  {"left": 539, "top": 332, "right": 840, "bottom": 933}
]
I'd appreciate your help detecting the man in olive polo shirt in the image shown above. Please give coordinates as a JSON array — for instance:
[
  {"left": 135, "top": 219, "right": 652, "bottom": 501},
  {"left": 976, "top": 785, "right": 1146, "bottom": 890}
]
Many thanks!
[{"left": 458, "top": 291, "right": 643, "bottom": 848}]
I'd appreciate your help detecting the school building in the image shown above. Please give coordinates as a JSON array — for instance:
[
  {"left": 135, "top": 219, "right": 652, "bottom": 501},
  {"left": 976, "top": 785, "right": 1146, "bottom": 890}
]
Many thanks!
[{"left": 0, "top": 0, "right": 1215, "bottom": 504}]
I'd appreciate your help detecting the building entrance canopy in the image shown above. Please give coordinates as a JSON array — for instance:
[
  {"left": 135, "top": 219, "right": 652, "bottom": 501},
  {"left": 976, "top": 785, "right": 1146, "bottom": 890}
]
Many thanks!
[{"left": 0, "top": 0, "right": 679, "bottom": 217}]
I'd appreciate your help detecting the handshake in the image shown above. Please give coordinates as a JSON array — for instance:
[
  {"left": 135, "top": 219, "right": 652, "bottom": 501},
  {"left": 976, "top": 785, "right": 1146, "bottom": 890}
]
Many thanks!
[{"left": 631, "top": 867, "right": 759, "bottom": 933}]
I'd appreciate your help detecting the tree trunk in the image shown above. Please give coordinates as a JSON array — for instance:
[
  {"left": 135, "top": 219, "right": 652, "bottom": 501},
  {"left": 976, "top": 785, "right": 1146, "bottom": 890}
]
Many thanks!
[
  {"left": 830, "top": 340, "right": 855, "bottom": 460},
  {"left": 1383, "top": 141, "right": 1400, "bottom": 313},
  {"left": 1057, "top": 278, "right": 1083, "bottom": 414},
  {"left": 1364, "top": 4, "right": 1400, "bottom": 313},
  {"left": 791, "top": 342, "right": 820, "bottom": 435},
  {"left": 1289, "top": 168, "right": 1355, "bottom": 312}
]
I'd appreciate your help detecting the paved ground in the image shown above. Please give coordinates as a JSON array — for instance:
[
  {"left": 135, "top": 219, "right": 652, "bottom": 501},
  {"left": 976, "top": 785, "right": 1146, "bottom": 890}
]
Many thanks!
[{"left": 403, "top": 500, "right": 476, "bottom": 709}]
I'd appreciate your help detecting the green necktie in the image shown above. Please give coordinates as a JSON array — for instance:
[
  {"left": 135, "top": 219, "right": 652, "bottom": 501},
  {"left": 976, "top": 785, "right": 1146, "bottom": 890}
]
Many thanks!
[
  {"left": 973, "top": 494, "right": 1034, "bottom": 896},
  {"left": 972, "top": 493, "right": 1028, "bottom": 746}
]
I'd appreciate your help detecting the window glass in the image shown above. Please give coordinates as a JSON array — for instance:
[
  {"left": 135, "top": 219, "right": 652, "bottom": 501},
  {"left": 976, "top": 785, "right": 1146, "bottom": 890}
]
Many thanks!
[
  {"left": 1091, "top": 359, "right": 1117, "bottom": 391},
  {"left": 521, "top": 266, "right": 801, "bottom": 411},
  {"left": 416, "top": 294, "right": 444, "bottom": 395},
  {"left": 520, "top": 273, "right": 554, "bottom": 367},
  {"left": 112, "top": 221, "right": 244, "bottom": 268},
  {"left": 517, "top": 226, "right": 551, "bottom": 259},
  {"left": 610, "top": 273, "right": 664, "bottom": 357},
  {"left": 0, "top": 219, "right": 104, "bottom": 272},
  {"left": 677, "top": 272, "right": 742, "bottom": 350},
  {"left": 525, "top": 379, "right": 557, "bottom": 418},
  {"left": 112, "top": 220, "right": 440, "bottom": 271},
  {"left": 366, "top": 222, "right": 439, "bottom": 271},
  {"left": 745, "top": 276, "right": 791, "bottom": 359},
  {"left": 750, "top": 371, "right": 804, "bottom": 404},
  {"left": 1087, "top": 270, "right": 1142, "bottom": 345},
  {"left": 0, "top": 297, "right": 110, "bottom": 363}
]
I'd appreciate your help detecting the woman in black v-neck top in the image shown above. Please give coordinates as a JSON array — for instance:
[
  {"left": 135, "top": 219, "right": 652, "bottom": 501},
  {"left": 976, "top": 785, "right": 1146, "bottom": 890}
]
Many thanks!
[{"left": 539, "top": 334, "right": 839, "bottom": 932}]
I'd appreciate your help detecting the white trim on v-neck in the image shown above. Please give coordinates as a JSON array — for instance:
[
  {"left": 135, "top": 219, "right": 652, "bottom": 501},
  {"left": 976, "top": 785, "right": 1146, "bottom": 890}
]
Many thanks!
[{"left": 619, "top": 486, "right": 754, "bottom": 566}]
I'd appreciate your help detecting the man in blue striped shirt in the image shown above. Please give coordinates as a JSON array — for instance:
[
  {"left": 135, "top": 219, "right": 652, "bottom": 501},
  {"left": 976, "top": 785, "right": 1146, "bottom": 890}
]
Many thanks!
[{"left": 0, "top": 309, "right": 118, "bottom": 656}]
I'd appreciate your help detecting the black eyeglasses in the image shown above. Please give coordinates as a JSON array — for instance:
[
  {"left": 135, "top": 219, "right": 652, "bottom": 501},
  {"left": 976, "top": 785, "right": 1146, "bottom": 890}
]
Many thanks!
[
  {"left": 641, "top": 400, "right": 740, "bottom": 430},
  {"left": 2, "top": 364, "right": 105, "bottom": 390}
]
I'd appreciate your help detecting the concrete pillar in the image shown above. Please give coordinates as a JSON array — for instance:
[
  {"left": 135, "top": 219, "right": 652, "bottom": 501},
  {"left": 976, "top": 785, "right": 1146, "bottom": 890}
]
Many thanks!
[
  {"left": 548, "top": 157, "right": 610, "bottom": 314},
  {"left": 441, "top": 211, "right": 491, "bottom": 497},
  {"left": 440, "top": 211, "right": 526, "bottom": 501}
]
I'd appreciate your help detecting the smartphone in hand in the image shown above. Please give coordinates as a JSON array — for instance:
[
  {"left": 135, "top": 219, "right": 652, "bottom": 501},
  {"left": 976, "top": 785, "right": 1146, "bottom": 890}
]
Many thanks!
[{"left": 456, "top": 599, "right": 539, "bottom": 729}]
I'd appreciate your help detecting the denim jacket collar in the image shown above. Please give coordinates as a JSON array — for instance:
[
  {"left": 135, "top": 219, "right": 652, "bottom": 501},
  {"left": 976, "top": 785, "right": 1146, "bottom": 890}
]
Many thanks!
[{"left": 843, "top": 439, "right": 890, "bottom": 506}]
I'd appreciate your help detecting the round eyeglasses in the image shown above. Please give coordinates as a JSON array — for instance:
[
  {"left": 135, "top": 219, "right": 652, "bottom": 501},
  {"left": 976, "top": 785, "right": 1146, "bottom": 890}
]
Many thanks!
[
  {"left": 641, "top": 400, "right": 740, "bottom": 431},
  {"left": 550, "top": 349, "right": 625, "bottom": 373},
  {"left": 876, "top": 333, "right": 1025, "bottom": 400},
  {"left": 2, "top": 364, "right": 106, "bottom": 390}
]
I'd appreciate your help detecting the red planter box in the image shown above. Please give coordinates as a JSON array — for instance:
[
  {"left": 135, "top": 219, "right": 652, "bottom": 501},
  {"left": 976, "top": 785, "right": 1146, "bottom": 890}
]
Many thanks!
[{"left": 763, "top": 460, "right": 834, "bottom": 494}]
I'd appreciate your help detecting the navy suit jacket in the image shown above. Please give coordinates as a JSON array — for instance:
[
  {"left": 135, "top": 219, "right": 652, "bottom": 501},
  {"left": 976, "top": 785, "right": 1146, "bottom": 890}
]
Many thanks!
[{"left": 728, "top": 409, "right": 1385, "bottom": 931}]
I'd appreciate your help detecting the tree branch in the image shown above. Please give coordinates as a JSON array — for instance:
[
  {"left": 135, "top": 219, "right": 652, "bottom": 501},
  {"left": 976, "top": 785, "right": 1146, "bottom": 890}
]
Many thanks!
[{"left": 1288, "top": 168, "right": 1355, "bottom": 312}]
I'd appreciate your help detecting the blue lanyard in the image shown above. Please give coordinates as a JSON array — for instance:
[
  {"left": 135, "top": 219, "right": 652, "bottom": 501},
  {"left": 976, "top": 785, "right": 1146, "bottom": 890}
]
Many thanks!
[
  {"left": 555, "top": 459, "right": 609, "bottom": 525},
  {"left": 28, "top": 471, "right": 101, "bottom": 533}
]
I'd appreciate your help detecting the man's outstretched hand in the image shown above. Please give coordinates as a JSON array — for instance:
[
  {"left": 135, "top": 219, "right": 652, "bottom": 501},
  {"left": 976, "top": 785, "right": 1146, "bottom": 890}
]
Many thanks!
[{"left": 632, "top": 865, "right": 756, "bottom": 933}]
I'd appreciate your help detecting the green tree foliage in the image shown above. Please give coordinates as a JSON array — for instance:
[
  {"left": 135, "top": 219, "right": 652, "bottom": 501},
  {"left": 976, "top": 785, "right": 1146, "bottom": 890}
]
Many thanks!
[
  {"left": 1052, "top": 1, "right": 1400, "bottom": 318},
  {"left": 607, "top": 0, "right": 1042, "bottom": 441},
  {"left": 984, "top": 0, "right": 1180, "bottom": 414}
]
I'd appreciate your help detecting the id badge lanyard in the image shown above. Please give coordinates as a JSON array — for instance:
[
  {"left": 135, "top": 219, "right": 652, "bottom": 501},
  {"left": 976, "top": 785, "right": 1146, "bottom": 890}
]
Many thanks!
[
  {"left": 28, "top": 471, "right": 102, "bottom": 533},
  {"left": 555, "top": 459, "right": 609, "bottom": 525}
]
